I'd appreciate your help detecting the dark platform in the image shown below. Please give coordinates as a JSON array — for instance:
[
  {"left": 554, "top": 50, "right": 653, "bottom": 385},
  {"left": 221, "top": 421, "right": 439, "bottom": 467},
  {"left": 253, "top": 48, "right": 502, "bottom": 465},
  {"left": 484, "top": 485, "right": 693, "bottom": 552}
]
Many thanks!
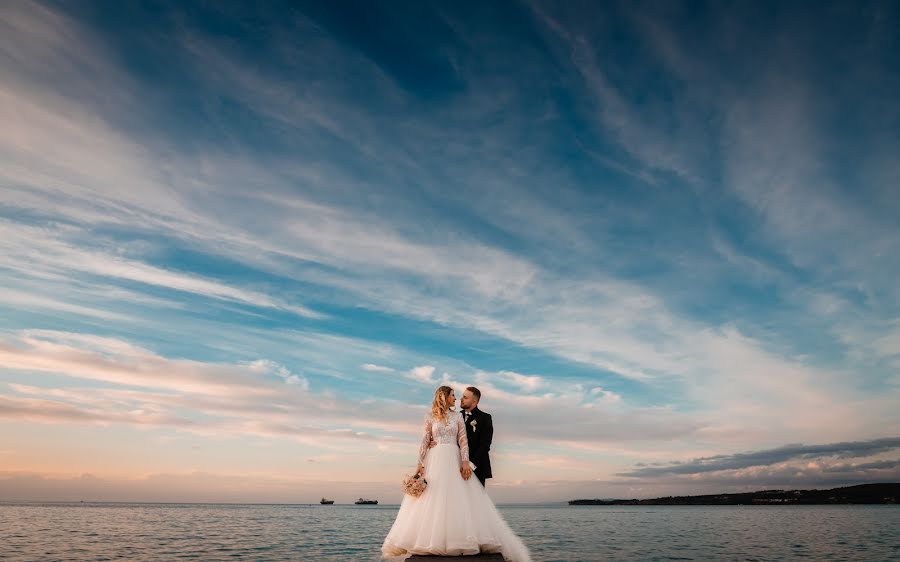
[{"left": 408, "top": 555, "right": 504, "bottom": 561}]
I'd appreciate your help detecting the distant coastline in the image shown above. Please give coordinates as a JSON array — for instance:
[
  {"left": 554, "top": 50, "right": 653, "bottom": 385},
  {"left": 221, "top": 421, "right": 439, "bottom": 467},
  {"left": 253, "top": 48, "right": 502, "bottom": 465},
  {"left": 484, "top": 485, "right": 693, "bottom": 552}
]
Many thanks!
[{"left": 569, "top": 483, "right": 900, "bottom": 505}]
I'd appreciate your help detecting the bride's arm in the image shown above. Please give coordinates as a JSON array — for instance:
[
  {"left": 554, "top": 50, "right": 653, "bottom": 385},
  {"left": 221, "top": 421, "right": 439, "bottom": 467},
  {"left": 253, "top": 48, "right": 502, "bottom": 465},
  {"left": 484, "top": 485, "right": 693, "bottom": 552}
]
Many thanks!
[
  {"left": 456, "top": 414, "right": 470, "bottom": 463},
  {"left": 457, "top": 413, "right": 472, "bottom": 480},
  {"left": 416, "top": 414, "right": 432, "bottom": 474}
]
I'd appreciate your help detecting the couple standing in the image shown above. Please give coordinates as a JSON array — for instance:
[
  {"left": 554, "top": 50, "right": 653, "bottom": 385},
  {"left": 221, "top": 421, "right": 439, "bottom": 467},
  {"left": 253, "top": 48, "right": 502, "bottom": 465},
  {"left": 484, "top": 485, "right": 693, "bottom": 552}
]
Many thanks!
[{"left": 382, "top": 386, "right": 531, "bottom": 561}]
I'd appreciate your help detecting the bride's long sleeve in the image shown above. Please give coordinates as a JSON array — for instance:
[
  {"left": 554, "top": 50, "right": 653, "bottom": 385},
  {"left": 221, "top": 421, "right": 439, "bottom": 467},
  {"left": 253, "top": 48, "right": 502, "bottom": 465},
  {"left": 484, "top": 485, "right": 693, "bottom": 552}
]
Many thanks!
[
  {"left": 456, "top": 413, "right": 470, "bottom": 463},
  {"left": 417, "top": 414, "right": 432, "bottom": 466}
]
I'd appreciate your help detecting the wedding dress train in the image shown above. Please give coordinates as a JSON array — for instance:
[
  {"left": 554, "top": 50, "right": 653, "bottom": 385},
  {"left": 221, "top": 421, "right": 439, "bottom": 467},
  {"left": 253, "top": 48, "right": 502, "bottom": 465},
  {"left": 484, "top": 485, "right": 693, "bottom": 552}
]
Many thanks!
[{"left": 381, "top": 410, "right": 531, "bottom": 562}]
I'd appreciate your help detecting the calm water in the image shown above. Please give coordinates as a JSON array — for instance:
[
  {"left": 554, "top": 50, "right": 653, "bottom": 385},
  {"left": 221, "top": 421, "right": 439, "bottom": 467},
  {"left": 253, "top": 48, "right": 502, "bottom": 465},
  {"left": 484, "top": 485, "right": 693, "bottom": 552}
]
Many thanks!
[{"left": 2, "top": 502, "right": 899, "bottom": 561}]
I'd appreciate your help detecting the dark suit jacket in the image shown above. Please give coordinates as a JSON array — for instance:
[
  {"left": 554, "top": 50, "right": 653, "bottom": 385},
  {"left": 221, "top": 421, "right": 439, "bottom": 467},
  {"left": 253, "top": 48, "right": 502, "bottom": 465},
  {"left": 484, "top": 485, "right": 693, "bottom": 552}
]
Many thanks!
[{"left": 463, "top": 407, "right": 492, "bottom": 480}]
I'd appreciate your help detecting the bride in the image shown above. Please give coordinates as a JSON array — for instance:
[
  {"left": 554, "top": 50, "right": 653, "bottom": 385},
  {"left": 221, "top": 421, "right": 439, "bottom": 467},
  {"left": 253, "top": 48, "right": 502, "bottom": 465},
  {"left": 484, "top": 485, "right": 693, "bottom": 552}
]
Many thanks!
[{"left": 381, "top": 386, "right": 531, "bottom": 561}]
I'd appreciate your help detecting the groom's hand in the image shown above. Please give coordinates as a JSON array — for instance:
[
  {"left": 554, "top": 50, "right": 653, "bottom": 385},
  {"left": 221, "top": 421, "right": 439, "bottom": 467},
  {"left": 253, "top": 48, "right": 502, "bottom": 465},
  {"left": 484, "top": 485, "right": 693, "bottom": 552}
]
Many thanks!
[
  {"left": 429, "top": 438, "right": 437, "bottom": 448},
  {"left": 460, "top": 463, "right": 472, "bottom": 480}
]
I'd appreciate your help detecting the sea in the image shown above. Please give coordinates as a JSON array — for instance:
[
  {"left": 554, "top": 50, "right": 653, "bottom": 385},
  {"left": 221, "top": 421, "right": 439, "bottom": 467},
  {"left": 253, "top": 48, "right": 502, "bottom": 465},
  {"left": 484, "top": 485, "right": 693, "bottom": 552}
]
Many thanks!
[{"left": 2, "top": 502, "right": 899, "bottom": 561}]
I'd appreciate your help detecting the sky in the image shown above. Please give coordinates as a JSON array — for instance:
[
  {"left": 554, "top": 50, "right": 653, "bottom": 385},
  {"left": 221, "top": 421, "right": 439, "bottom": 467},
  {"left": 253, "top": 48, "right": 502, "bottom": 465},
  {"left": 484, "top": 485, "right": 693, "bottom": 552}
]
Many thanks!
[{"left": 1, "top": 0, "right": 899, "bottom": 504}]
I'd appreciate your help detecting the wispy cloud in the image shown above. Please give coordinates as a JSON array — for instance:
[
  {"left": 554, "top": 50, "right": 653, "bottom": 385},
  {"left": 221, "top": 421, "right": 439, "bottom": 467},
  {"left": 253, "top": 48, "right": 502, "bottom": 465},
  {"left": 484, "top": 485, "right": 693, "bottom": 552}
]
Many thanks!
[
  {"left": 491, "top": 370, "right": 544, "bottom": 392},
  {"left": 618, "top": 437, "right": 900, "bottom": 478},
  {"left": 1, "top": 0, "right": 898, "bottom": 500},
  {"left": 0, "top": 287, "right": 133, "bottom": 321},
  {"left": 0, "top": 222, "right": 322, "bottom": 318},
  {"left": 407, "top": 365, "right": 436, "bottom": 384},
  {"left": 1, "top": 330, "right": 280, "bottom": 397},
  {"left": 1, "top": 330, "right": 702, "bottom": 448},
  {"left": 361, "top": 363, "right": 395, "bottom": 373}
]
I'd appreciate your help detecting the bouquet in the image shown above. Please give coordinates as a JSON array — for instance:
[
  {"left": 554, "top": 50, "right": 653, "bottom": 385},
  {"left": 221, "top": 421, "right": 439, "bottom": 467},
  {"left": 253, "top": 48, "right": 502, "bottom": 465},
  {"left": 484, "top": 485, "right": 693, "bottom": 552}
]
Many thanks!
[{"left": 402, "top": 472, "right": 428, "bottom": 497}]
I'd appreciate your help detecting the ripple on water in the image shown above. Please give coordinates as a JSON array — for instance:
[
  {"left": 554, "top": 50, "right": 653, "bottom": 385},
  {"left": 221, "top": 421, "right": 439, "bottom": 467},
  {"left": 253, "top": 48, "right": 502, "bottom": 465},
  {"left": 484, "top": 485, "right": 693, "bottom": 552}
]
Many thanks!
[{"left": 1, "top": 503, "right": 899, "bottom": 561}]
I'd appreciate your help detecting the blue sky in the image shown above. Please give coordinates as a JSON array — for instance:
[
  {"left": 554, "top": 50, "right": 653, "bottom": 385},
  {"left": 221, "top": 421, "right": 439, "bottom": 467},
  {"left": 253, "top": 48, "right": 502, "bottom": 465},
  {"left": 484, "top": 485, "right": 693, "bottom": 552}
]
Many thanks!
[{"left": 1, "top": 0, "right": 899, "bottom": 503}]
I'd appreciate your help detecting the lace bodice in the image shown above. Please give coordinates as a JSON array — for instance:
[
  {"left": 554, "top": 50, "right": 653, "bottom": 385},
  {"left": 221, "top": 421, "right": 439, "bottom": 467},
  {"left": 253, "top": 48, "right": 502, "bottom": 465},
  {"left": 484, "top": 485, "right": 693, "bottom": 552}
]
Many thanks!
[{"left": 417, "top": 410, "right": 469, "bottom": 466}]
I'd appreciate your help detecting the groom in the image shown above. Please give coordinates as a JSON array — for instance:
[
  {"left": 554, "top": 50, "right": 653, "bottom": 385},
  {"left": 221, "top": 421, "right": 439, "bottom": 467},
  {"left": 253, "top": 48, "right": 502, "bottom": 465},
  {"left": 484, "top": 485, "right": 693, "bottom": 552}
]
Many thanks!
[
  {"left": 434, "top": 386, "right": 493, "bottom": 486},
  {"left": 461, "top": 387, "right": 493, "bottom": 487}
]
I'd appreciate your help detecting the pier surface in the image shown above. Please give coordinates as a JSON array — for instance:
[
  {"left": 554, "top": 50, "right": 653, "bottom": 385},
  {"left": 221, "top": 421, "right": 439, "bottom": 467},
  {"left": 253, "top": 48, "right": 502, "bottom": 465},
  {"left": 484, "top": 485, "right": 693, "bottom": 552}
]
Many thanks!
[{"left": 408, "top": 555, "right": 504, "bottom": 561}]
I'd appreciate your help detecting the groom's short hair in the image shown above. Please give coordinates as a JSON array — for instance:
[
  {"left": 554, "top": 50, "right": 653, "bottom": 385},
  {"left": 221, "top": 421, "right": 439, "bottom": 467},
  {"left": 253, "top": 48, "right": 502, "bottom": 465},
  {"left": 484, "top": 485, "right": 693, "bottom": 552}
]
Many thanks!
[{"left": 466, "top": 386, "right": 481, "bottom": 402}]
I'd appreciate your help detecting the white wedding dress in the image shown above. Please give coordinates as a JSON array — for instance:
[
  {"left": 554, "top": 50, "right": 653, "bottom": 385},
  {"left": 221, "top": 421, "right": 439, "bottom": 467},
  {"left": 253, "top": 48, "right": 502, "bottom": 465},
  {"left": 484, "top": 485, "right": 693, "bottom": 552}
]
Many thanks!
[{"left": 381, "top": 410, "right": 531, "bottom": 562}]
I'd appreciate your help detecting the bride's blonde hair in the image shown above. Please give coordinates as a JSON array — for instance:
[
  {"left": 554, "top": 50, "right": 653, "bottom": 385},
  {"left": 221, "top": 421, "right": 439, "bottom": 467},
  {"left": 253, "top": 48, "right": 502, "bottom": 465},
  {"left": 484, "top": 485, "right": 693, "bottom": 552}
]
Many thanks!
[{"left": 431, "top": 385, "right": 454, "bottom": 422}]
